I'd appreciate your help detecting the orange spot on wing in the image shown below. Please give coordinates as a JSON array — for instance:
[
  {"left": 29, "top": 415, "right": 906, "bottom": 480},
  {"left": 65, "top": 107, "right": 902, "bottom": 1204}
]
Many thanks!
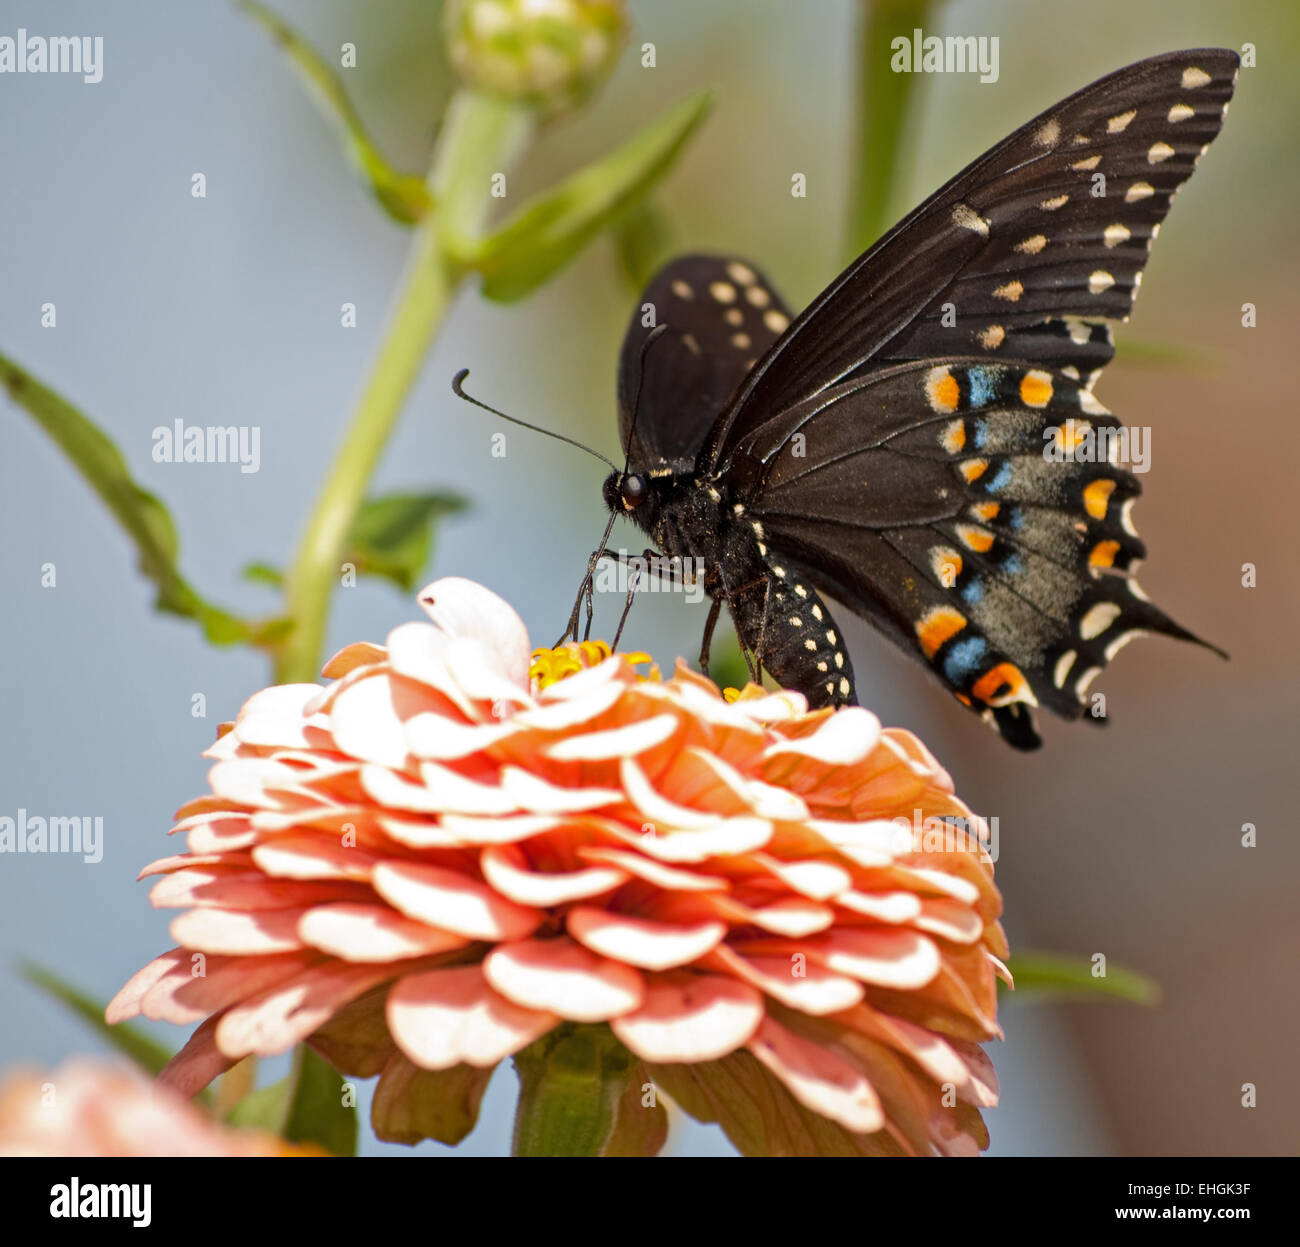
[
  {"left": 970, "top": 501, "right": 1000, "bottom": 522},
  {"left": 940, "top": 419, "right": 966, "bottom": 453},
  {"left": 1083, "top": 478, "right": 1117, "bottom": 520},
  {"left": 932, "top": 548, "right": 963, "bottom": 588},
  {"left": 1019, "top": 371, "right": 1054, "bottom": 408},
  {"left": 916, "top": 607, "right": 967, "bottom": 659},
  {"left": 972, "top": 662, "right": 1030, "bottom": 706},
  {"left": 927, "top": 369, "right": 961, "bottom": 413},
  {"left": 1089, "top": 539, "right": 1121, "bottom": 568},
  {"left": 957, "top": 524, "right": 996, "bottom": 554},
  {"left": 959, "top": 459, "right": 989, "bottom": 483}
]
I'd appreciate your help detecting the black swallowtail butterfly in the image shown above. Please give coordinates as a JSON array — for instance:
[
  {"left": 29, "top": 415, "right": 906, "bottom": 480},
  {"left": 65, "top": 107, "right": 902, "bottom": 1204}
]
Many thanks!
[{"left": 596, "top": 49, "right": 1238, "bottom": 749}]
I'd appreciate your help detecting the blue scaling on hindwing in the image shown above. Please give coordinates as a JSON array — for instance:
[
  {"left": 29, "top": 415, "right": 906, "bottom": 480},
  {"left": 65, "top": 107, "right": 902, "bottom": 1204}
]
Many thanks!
[
  {"left": 984, "top": 461, "right": 1013, "bottom": 493},
  {"left": 943, "top": 635, "right": 989, "bottom": 684},
  {"left": 966, "top": 366, "right": 1001, "bottom": 410}
]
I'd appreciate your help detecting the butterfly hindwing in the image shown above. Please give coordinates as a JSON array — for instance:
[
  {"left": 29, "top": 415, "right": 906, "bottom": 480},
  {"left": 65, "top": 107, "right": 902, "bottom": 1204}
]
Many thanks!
[
  {"left": 734, "top": 359, "right": 1215, "bottom": 746},
  {"left": 617, "top": 255, "right": 794, "bottom": 469}
]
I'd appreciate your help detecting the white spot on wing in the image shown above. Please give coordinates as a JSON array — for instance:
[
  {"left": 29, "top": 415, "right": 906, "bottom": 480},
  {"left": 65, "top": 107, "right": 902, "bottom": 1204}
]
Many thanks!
[
  {"left": 1075, "top": 666, "right": 1104, "bottom": 696},
  {"left": 763, "top": 309, "right": 789, "bottom": 334},
  {"left": 1168, "top": 103, "right": 1195, "bottom": 123},
  {"left": 726, "top": 262, "right": 756, "bottom": 285},
  {"left": 1034, "top": 119, "right": 1060, "bottom": 147},
  {"left": 1015, "top": 234, "right": 1046, "bottom": 254},
  {"left": 1182, "top": 66, "right": 1212, "bottom": 89},
  {"left": 952, "top": 202, "right": 990, "bottom": 236},
  {"left": 1053, "top": 650, "right": 1077, "bottom": 688},
  {"left": 1088, "top": 271, "right": 1116, "bottom": 294},
  {"left": 1040, "top": 194, "right": 1069, "bottom": 211},
  {"left": 709, "top": 281, "right": 736, "bottom": 304},
  {"left": 1148, "top": 141, "right": 1176, "bottom": 164},
  {"left": 1080, "top": 602, "right": 1121, "bottom": 640},
  {"left": 1119, "top": 497, "right": 1138, "bottom": 536},
  {"left": 1125, "top": 181, "right": 1156, "bottom": 203},
  {"left": 1104, "top": 629, "right": 1147, "bottom": 661},
  {"left": 1107, "top": 109, "right": 1137, "bottom": 133},
  {"left": 1103, "top": 223, "right": 1131, "bottom": 248}
]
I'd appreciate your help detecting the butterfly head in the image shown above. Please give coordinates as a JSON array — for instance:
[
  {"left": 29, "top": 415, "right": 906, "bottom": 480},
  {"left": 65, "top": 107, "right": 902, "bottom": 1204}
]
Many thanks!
[{"left": 603, "top": 469, "right": 652, "bottom": 517}]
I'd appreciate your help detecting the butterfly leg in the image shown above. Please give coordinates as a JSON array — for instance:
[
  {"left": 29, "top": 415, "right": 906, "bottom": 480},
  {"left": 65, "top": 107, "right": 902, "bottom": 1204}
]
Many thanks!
[
  {"left": 610, "top": 558, "right": 645, "bottom": 652},
  {"left": 698, "top": 597, "right": 722, "bottom": 675},
  {"left": 715, "top": 567, "right": 773, "bottom": 684},
  {"left": 558, "top": 546, "right": 682, "bottom": 647}
]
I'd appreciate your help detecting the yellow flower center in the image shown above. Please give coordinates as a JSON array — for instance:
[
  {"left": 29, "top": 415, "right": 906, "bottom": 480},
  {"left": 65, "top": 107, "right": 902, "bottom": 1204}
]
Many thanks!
[{"left": 530, "top": 640, "right": 660, "bottom": 689}]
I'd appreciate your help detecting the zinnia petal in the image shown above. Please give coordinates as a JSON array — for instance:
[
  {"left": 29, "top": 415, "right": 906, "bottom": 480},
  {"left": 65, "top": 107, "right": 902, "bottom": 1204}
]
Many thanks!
[{"left": 387, "top": 965, "right": 556, "bottom": 1069}]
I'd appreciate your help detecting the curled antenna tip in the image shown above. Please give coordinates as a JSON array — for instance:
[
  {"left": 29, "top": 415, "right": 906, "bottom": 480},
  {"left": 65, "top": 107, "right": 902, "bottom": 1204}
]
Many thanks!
[{"left": 448, "top": 368, "right": 620, "bottom": 472}]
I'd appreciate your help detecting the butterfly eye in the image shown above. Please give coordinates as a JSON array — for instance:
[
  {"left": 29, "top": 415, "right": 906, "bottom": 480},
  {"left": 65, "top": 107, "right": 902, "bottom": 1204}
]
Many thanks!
[{"left": 621, "top": 474, "right": 648, "bottom": 509}]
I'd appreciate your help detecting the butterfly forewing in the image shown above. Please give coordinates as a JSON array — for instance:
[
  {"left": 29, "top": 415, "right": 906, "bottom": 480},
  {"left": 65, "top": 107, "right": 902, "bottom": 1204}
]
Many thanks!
[
  {"left": 704, "top": 48, "right": 1239, "bottom": 465},
  {"left": 616, "top": 255, "right": 793, "bottom": 470}
]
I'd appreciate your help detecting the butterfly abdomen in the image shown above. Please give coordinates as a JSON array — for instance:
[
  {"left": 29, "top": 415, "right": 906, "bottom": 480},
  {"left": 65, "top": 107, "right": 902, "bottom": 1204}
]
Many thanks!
[{"left": 723, "top": 520, "right": 858, "bottom": 708}]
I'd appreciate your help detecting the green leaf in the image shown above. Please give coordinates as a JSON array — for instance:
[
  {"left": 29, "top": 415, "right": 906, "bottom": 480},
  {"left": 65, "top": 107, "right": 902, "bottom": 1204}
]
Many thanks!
[
  {"left": 475, "top": 90, "right": 713, "bottom": 302},
  {"left": 281, "top": 1047, "right": 357, "bottom": 1156},
  {"left": 242, "top": 560, "right": 284, "bottom": 588},
  {"left": 345, "top": 490, "right": 466, "bottom": 592},
  {"left": 225, "top": 1077, "right": 293, "bottom": 1133},
  {"left": 370, "top": 1055, "right": 493, "bottom": 1147},
  {"left": 18, "top": 962, "right": 198, "bottom": 1093},
  {"left": 705, "top": 629, "right": 752, "bottom": 694},
  {"left": 845, "top": 0, "right": 937, "bottom": 261},
  {"left": 1003, "top": 952, "right": 1160, "bottom": 1004},
  {"left": 238, "top": 0, "right": 432, "bottom": 225},
  {"left": 0, "top": 353, "right": 263, "bottom": 647},
  {"left": 612, "top": 198, "right": 673, "bottom": 293}
]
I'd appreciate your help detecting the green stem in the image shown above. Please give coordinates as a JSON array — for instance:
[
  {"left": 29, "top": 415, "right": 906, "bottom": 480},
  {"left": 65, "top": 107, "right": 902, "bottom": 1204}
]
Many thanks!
[
  {"left": 845, "top": 0, "right": 936, "bottom": 263},
  {"left": 511, "top": 1026, "right": 634, "bottom": 1157},
  {"left": 274, "top": 89, "right": 533, "bottom": 684}
]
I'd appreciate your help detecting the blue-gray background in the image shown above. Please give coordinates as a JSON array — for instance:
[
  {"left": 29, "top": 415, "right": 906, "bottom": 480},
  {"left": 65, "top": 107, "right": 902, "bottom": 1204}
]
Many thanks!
[{"left": 2, "top": 0, "right": 1296, "bottom": 1156}]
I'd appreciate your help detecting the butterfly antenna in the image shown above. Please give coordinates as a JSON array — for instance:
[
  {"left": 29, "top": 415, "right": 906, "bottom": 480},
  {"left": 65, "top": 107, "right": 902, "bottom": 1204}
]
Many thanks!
[
  {"left": 620, "top": 322, "right": 670, "bottom": 475},
  {"left": 451, "top": 370, "right": 619, "bottom": 472}
]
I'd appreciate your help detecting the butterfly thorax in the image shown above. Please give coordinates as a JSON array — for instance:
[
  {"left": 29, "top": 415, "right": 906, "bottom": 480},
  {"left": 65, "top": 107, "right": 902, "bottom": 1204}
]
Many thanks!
[{"left": 606, "top": 467, "right": 857, "bottom": 708}]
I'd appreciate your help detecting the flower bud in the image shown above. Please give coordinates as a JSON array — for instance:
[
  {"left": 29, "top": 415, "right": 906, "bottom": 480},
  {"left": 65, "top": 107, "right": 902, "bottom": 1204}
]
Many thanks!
[{"left": 445, "top": 0, "right": 628, "bottom": 116}]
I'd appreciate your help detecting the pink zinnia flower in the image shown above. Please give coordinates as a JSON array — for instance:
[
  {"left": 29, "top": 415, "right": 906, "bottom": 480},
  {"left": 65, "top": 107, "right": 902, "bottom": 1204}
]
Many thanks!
[
  {"left": 110, "top": 578, "right": 1008, "bottom": 1155},
  {"left": 0, "top": 1058, "right": 307, "bottom": 1156}
]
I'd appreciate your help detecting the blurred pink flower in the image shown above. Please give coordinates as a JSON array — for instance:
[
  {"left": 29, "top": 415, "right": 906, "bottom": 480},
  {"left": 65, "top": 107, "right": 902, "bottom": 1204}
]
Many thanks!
[
  {"left": 0, "top": 1058, "right": 306, "bottom": 1156},
  {"left": 110, "top": 577, "right": 1008, "bottom": 1155}
]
